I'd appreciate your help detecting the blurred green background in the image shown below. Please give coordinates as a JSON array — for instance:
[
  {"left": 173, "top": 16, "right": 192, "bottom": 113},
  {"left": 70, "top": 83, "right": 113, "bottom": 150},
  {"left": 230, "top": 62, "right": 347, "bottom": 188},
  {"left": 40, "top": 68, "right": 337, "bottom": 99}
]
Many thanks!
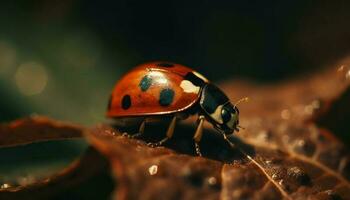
[{"left": 1, "top": 0, "right": 350, "bottom": 125}]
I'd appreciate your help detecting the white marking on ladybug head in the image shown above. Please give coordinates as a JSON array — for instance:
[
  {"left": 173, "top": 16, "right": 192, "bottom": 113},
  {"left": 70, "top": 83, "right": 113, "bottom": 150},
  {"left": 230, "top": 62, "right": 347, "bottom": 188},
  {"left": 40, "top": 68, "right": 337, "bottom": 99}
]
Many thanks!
[
  {"left": 210, "top": 104, "right": 223, "bottom": 124},
  {"left": 180, "top": 80, "right": 200, "bottom": 94},
  {"left": 226, "top": 113, "right": 238, "bottom": 130},
  {"left": 193, "top": 71, "right": 209, "bottom": 82}
]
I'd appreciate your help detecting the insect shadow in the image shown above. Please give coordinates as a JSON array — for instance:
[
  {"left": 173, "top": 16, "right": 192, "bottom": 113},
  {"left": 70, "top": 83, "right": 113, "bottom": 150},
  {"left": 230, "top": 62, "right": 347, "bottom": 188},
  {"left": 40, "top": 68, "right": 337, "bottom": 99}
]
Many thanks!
[{"left": 122, "top": 120, "right": 256, "bottom": 163}]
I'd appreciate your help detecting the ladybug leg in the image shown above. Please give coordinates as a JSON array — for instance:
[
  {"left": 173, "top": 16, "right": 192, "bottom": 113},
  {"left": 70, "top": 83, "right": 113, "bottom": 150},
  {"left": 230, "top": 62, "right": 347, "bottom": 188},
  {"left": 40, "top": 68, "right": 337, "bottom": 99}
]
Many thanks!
[
  {"left": 147, "top": 116, "right": 177, "bottom": 147},
  {"left": 121, "top": 120, "right": 146, "bottom": 138},
  {"left": 130, "top": 120, "right": 146, "bottom": 138},
  {"left": 222, "top": 134, "right": 235, "bottom": 148},
  {"left": 193, "top": 115, "right": 205, "bottom": 156}
]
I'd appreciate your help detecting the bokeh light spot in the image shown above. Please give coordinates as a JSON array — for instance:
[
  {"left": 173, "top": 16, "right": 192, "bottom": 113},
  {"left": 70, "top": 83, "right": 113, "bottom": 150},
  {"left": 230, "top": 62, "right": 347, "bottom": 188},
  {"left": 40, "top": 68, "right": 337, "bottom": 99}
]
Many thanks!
[{"left": 15, "top": 62, "right": 48, "bottom": 96}]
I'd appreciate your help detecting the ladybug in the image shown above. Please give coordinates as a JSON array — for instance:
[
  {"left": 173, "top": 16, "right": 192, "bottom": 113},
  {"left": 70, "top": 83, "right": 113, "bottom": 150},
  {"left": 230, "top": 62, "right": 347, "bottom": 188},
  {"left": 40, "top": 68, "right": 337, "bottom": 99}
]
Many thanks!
[{"left": 107, "top": 62, "right": 247, "bottom": 156}]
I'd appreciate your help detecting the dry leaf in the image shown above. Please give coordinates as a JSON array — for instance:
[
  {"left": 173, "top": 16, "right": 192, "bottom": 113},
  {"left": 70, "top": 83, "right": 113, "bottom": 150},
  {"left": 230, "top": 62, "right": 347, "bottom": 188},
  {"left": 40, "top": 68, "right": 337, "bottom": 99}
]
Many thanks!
[
  {"left": 0, "top": 116, "right": 83, "bottom": 147},
  {"left": 0, "top": 117, "right": 113, "bottom": 200},
  {"left": 86, "top": 64, "right": 350, "bottom": 200}
]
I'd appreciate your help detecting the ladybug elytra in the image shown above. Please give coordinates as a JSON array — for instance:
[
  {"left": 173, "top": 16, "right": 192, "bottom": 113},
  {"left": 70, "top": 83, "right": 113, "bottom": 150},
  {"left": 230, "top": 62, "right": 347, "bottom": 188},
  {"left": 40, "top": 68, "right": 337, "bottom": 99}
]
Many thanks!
[{"left": 107, "top": 62, "right": 246, "bottom": 156}]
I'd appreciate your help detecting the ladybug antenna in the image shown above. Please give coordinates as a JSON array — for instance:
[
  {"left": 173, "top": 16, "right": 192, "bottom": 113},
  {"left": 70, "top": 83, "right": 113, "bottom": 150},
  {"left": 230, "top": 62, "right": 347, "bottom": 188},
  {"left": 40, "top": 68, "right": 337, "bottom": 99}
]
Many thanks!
[
  {"left": 234, "top": 125, "right": 245, "bottom": 132},
  {"left": 237, "top": 125, "right": 245, "bottom": 130},
  {"left": 234, "top": 97, "right": 249, "bottom": 108}
]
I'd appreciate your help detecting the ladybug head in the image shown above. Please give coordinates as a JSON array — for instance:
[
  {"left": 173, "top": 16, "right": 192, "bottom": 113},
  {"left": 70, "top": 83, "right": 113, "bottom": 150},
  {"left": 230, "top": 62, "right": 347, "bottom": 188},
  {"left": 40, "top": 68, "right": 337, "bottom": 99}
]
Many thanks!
[
  {"left": 218, "top": 102, "right": 240, "bottom": 134},
  {"left": 199, "top": 84, "right": 242, "bottom": 135}
]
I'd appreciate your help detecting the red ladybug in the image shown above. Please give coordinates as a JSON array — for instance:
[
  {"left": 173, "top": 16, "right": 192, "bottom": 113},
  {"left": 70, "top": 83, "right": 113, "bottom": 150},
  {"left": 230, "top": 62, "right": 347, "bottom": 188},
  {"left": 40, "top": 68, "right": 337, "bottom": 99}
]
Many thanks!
[{"left": 107, "top": 62, "right": 246, "bottom": 155}]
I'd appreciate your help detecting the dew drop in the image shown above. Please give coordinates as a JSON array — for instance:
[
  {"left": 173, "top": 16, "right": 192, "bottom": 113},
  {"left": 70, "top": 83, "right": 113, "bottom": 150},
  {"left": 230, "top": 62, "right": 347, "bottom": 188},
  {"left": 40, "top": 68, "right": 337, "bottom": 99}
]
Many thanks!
[
  {"left": 297, "top": 139, "right": 305, "bottom": 147},
  {"left": 148, "top": 164, "right": 158, "bottom": 175},
  {"left": 265, "top": 160, "right": 272, "bottom": 164},
  {"left": 287, "top": 166, "right": 310, "bottom": 185},
  {"left": 272, "top": 174, "right": 278, "bottom": 180},
  {"left": 207, "top": 177, "right": 217, "bottom": 185},
  {"left": 206, "top": 176, "right": 221, "bottom": 192}
]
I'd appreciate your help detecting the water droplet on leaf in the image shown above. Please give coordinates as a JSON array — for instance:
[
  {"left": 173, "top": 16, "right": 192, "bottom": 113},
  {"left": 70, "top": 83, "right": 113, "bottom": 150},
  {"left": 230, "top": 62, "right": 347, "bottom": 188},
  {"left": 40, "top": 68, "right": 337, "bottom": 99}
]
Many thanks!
[
  {"left": 207, "top": 177, "right": 217, "bottom": 186},
  {"left": 148, "top": 164, "right": 158, "bottom": 175}
]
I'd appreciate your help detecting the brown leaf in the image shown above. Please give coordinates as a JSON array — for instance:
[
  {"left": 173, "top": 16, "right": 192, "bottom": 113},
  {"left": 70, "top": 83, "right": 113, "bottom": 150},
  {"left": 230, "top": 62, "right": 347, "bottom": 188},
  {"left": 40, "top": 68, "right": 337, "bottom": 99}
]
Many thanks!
[
  {"left": 0, "top": 117, "right": 113, "bottom": 199},
  {"left": 0, "top": 116, "right": 83, "bottom": 147},
  {"left": 0, "top": 147, "right": 113, "bottom": 200},
  {"left": 87, "top": 126, "right": 225, "bottom": 200},
  {"left": 86, "top": 64, "right": 350, "bottom": 199}
]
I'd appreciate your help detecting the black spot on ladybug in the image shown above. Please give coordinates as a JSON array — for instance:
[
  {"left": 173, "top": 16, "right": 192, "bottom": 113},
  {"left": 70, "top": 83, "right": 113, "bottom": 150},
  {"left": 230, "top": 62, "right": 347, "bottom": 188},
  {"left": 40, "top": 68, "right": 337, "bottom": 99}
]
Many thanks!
[
  {"left": 121, "top": 95, "right": 131, "bottom": 109},
  {"left": 157, "top": 63, "right": 174, "bottom": 67},
  {"left": 184, "top": 72, "right": 205, "bottom": 87},
  {"left": 107, "top": 95, "right": 113, "bottom": 110},
  {"left": 139, "top": 75, "right": 152, "bottom": 92},
  {"left": 159, "top": 88, "right": 174, "bottom": 106}
]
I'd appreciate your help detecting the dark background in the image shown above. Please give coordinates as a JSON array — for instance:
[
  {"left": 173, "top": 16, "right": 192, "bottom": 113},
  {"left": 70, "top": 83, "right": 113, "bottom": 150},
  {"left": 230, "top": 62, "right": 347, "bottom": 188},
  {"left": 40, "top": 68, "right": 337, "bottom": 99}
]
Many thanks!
[{"left": 1, "top": 0, "right": 350, "bottom": 124}]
